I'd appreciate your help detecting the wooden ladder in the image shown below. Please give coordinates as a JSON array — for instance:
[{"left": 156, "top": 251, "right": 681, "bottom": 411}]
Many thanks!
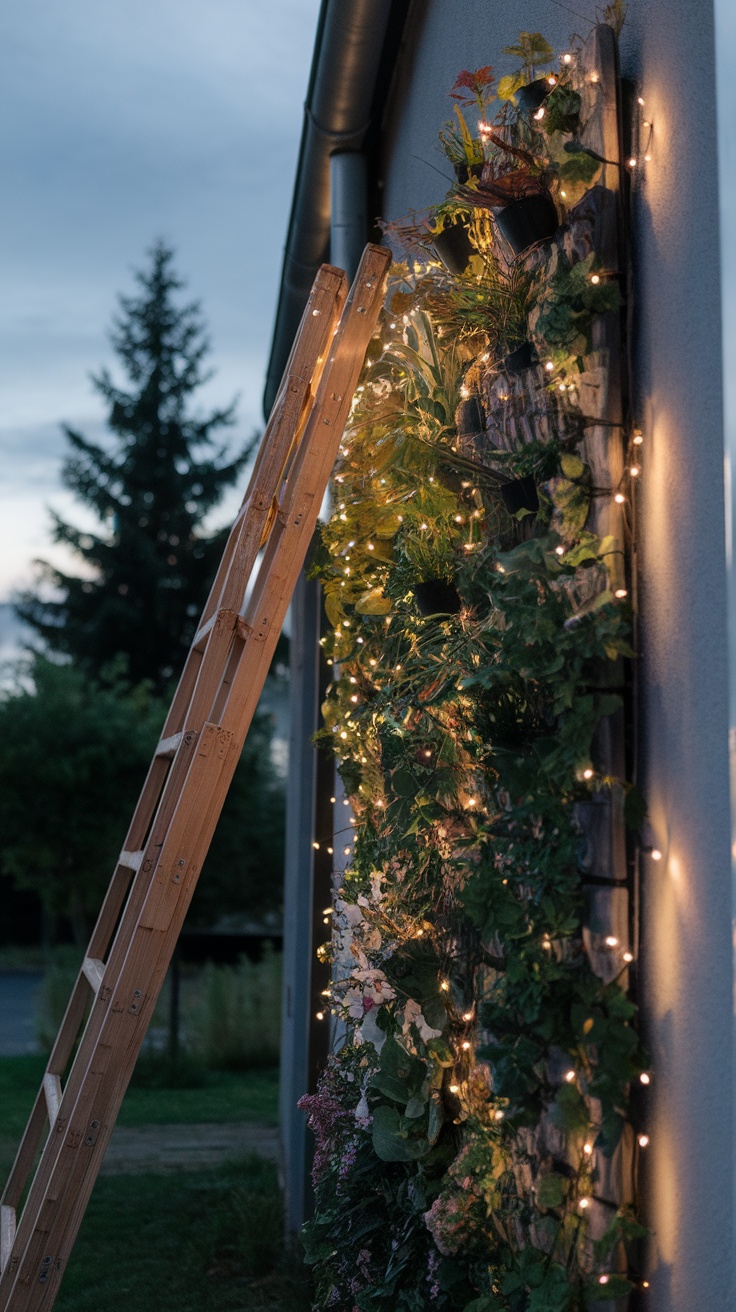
[{"left": 0, "top": 243, "right": 390, "bottom": 1312}]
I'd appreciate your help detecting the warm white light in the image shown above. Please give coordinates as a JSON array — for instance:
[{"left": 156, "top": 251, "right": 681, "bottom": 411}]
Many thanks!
[
  {"left": 605, "top": 935, "right": 619, "bottom": 947},
  {"left": 563, "top": 53, "right": 572, "bottom": 64},
  {"left": 555, "top": 545, "right": 564, "bottom": 556},
  {"left": 629, "top": 157, "right": 637, "bottom": 168},
  {"left": 614, "top": 492, "right": 626, "bottom": 504},
  {"left": 583, "top": 767, "right": 594, "bottom": 780},
  {"left": 638, "top": 1134, "right": 650, "bottom": 1148},
  {"left": 599, "top": 1276, "right": 609, "bottom": 1286},
  {"left": 589, "top": 72, "right": 599, "bottom": 83},
  {"left": 367, "top": 542, "right": 374, "bottom": 550},
  {"left": 640, "top": 1072, "right": 651, "bottom": 1085},
  {"left": 623, "top": 951, "right": 634, "bottom": 963},
  {"left": 545, "top": 360, "right": 554, "bottom": 372},
  {"left": 533, "top": 107, "right": 546, "bottom": 121},
  {"left": 590, "top": 274, "right": 601, "bottom": 285},
  {"left": 583, "top": 1142, "right": 593, "bottom": 1155},
  {"left": 565, "top": 1070, "right": 576, "bottom": 1083},
  {"left": 420, "top": 522, "right": 428, "bottom": 531},
  {"left": 579, "top": 1197, "right": 590, "bottom": 1210},
  {"left": 615, "top": 588, "right": 628, "bottom": 599},
  {"left": 440, "top": 980, "right": 450, "bottom": 992},
  {"left": 548, "top": 76, "right": 557, "bottom": 85},
  {"left": 494, "top": 1109, "right": 505, "bottom": 1121},
  {"left": 461, "top": 1041, "right": 471, "bottom": 1050},
  {"left": 638, "top": 96, "right": 645, "bottom": 106},
  {"left": 633, "top": 430, "right": 644, "bottom": 445},
  {"left": 463, "top": 1011, "right": 473, "bottom": 1021},
  {"left": 449, "top": 1083, "right": 460, "bottom": 1093},
  {"left": 629, "top": 465, "right": 640, "bottom": 477},
  {"left": 316, "top": 1011, "right": 324, "bottom": 1020},
  {"left": 651, "top": 848, "right": 662, "bottom": 861}
]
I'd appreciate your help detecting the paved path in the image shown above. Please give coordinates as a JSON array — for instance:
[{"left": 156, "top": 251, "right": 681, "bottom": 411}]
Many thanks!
[
  {"left": 0, "top": 973, "right": 42, "bottom": 1055},
  {"left": 99, "top": 1121, "right": 279, "bottom": 1174}
]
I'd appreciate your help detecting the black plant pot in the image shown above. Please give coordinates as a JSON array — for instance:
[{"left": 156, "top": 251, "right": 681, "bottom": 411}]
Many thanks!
[
  {"left": 495, "top": 193, "right": 559, "bottom": 256},
  {"left": 515, "top": 78, "right": 553, "bottom": 116},
  {"left": 503, "top": 341, "right": 539, "bottom": 374},
  {"left": 500, "top": 476, "right": 539, "bottom": 516},
  {"left": 413, "top": 580, "right": 462, "bottom": 616},
  {"left": 432, "top": 220, "right": 475, "bottom": 276}
]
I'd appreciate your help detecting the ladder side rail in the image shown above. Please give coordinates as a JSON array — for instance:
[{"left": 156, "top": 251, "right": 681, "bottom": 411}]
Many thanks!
[
  {"left": 1, "top": 725, "right": 234, "bottom": 1309},
  {"left": 170, "top": 268, "right": 347, "bottom": 667},
  {"left": 0, "top": 246, "right": 388, "bottom": 1312}
]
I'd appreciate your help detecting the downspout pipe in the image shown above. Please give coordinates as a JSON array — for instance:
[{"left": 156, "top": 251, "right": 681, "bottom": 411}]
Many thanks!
[{"left": 262, "top": 0, "right": 394, "bottom": 417}]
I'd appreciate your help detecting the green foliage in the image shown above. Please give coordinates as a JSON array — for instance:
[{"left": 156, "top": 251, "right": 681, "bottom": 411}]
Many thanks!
[
  {"left": 302, "top": 29, "right": 644, "bottom": 1312},
  {"left": 0, "top": 655, "right": 163, "bottom": 938},
  {"left": 186, "top": 949, "right": 282, "bottom": 1069},
  {"left": 16, "top": 241, "right": 252, "bottom": 692}
]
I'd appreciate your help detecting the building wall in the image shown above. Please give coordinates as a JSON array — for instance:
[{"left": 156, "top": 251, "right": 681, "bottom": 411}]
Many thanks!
[{"left": 379, "top": 2, "right": 733, "bottom": 1307}]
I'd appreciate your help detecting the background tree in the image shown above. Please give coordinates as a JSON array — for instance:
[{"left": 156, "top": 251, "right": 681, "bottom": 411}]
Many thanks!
[{"left": 16, "top": 240, "right": 252, "bottom": 690}]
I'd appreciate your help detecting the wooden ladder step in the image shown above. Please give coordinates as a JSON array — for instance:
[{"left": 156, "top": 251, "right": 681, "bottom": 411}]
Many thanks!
[
  {"left": 81, "top": 958, "right": 105, "bottom": 995},
  {"left": 118, "top": 849, "right": 144, "bottom": 871},
  {"left": 0, "top": 1207, "right": 14, "bottom": 1276},
  {"left": 155, "top": 733, "right": 183, "bottom": 759},
  {"left": 42, "top": 1076, "right": 62, "bottom": 1128}
]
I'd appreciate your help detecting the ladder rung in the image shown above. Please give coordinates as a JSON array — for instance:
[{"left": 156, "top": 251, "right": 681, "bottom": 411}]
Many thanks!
[
  {"left": 0, "top": 1203, "right": 15, "bottom": 1275},
  {"left": 43, "top": 1074, "right": 62, "bottom": 1127},
  {"left": 192, "top": 614, "right": 215, "bottom": 650},
  {"left": 119, "top": 849, "right": 144, "bottom": 871},
  {"left": 155, "top": 732, "right": 183, "bottom": 759},
  {"left": 81, "top": 958, "right": 105, "bottom": 994}
]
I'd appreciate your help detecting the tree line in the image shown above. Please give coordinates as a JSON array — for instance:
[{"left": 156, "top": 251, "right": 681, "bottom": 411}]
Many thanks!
[{"left": 0, "top": 242, "right": 285, "bottom": 947}]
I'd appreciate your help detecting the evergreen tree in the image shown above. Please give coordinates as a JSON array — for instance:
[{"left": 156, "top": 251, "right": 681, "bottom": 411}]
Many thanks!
[{"left": 16, "top": 240, "right": 252, "bottom": 689}]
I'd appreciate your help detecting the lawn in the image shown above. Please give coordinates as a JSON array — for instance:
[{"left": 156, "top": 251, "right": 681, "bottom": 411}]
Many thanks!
[{"left": 0, "top": 1057, "right": 311, "bottom": 1311}]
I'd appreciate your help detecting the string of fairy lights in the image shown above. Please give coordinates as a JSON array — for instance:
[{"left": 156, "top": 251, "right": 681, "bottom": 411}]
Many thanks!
[{"left": 303, "top": 40, "right": 659, "bottom": 1300}]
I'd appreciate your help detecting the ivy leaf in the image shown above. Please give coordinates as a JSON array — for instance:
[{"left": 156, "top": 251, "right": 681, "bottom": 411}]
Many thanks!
[
  {"left": 371, "top": 1104, "right": 430, "bottom": 1161},
  {"left": 558, "top": 152, "right": 601, "bottom": 185},
  {"left": 536, "top": 1172, "right": 568, "bottom": 1209},
  {"left": 549, "top": 1082, "right": 589, "bottom": 1134}
]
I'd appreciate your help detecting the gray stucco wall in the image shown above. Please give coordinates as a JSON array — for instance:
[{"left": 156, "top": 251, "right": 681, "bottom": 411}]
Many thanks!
[{"left": 379, "top": 2, "right": 733, "bottom": 1306}]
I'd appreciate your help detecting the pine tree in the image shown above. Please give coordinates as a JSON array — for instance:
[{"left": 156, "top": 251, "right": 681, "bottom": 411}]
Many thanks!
[{"left": 16, "top": 240, "right": 252, "bottom": 689}]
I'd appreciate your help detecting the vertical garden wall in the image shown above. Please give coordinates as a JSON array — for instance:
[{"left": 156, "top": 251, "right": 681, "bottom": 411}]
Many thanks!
[{"left": 298, "top": 19, "right": 661, "bottom": 1310}]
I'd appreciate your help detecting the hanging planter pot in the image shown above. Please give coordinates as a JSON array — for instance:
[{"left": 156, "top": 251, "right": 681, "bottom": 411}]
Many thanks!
[
  {"left": 495, "top": 193, "right": 559, "bottom": 256},
  {"left": 503, "top": 341, "right": 539, "bottom": 374},
  {"left": 432, "top": 220, "right": 475, "bottom": 276},
  {"left": 500, "top": 476, "right": 539, "bottom": 516},
  {"left": 413, "top": 579, "right": 462, "bottom": 616},
  {"left": 515, "top": 78, "right": 554, "bottom": 117}
]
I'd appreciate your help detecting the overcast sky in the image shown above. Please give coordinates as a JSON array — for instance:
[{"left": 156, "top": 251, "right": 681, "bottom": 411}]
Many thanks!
[{"left": 0, "top": 0, "right": 320, "bottom": 630}]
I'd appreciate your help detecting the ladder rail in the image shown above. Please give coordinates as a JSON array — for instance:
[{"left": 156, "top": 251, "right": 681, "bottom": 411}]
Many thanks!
[
  {"left": 0, "top": 271, "right": 345, "bottom": 1268},
  {"left": 0, "top": 245, "right": 390, "bottom": 1311}
]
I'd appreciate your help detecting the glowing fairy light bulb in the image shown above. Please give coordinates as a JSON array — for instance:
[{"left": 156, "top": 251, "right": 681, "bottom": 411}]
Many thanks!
[
  {"left": 579, "top": 1197, "right": 590, "bottom": 1210},
  {"left": 440, "top": 980, "right": 450, "bottom": 992},
  {"left": 629, "top": 464, "right": 640, "bottom": 477},
  {"left": 633, "top": 429, "right": 644, "bottom": 445},
  {"left": 494, "top": 1109, "right": 505, "bottom": 1121},
  {"left": 651, "top": 848, "right": 662, "bottom": 861},
  {"left": 533, "top": 106, "right": 545, "bottom": 120},
  {"left": 614, "top": 492, "right": 626, "bottom": 504},
  {"left": 555, "top": 545, "right": 564, "bottom": 556},
  {"left": 461, "top": 1041, "right": 471, "bottom": 1051},
  {"left": 547, "top": 75, "right": 557, "bottom": 85},
  {"left": 545, "top": 361, "right": 554, "bottom": 372},
  {"left": 583, "top": 767, "right": 594, "bottom": 780},
  {"left": 565, "top": 1070, "right": 576, "bottom": 1083},
  {"left": 449, "top": 1083, "right": 460, "bottom": 1093},
  {"left": 562, "top": 52, "right": 572, "bottom": 64},
  {"left": 629, "top": 157, "right": 637, "bottom": 168},
  {"left": 463, "top": 1011, "right": 473, "bottom": 1022},
  {"left": 623, "top": 951, "right": 634, "bottom": 963},
  {"left": 615, "top": 588, "right": 628, "bottom": 599},
  {"left": 638, "top": 1133, "right": 650, "bottom": 1148},
  {"left": 605, "top": 935, "right": 619, "bottom": 948},
  {"left": 316, "top": 1011, "right": 324, "bottom": 1020},
  {"left": 599, "top": 1275, "right": 609, "bottom": 1286},
  {"left": 640, "top": 1072, "right": 651, "bottom": 1085},
  {"left": 590, "top": 273, "right": 601, "bottom": 285},
  {"left": 583, "top": 1142, "right": 593, "bottom": 1155}
]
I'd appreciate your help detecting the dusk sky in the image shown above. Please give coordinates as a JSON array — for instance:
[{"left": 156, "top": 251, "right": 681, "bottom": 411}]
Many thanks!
[{"left": 0, "top": 0, "right": 320, "bottom": 651}]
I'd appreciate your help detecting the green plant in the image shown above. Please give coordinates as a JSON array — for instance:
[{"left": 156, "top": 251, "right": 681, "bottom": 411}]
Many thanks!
[{"left": 186, "top": 949, "right": 282, "bottom": 1070}]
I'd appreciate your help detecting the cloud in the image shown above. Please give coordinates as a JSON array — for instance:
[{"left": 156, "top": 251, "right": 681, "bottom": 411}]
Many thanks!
[{"left": 0, "top": 0, "right": 321, "bottom": 596}]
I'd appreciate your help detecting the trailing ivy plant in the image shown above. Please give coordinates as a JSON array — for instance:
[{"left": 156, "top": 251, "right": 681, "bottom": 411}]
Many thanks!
[{"left": 301, "top": 25, "right": 646, "bottom": 1312}]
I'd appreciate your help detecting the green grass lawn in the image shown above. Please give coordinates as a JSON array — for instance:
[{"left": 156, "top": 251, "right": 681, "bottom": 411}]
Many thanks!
[
  {"left": 56, "top": 1159, "right": 311, "bottom": 1312},
  {"left": 0, "top": 1055, "right": 279, "bottom": 1140},
  {"left": 0, "top": 1057, "right": 311, "bottom": 1311}
]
